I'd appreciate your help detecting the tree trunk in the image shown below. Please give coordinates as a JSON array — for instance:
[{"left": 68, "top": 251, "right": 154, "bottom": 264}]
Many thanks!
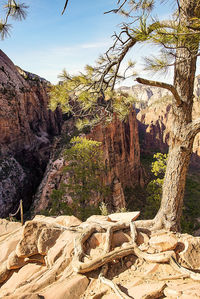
[
  {"left": 153, "top": 0, "right": 200, "bottom": 231},
  {"left": 154, "top": 139, "right": 193, "bottom": 231}
]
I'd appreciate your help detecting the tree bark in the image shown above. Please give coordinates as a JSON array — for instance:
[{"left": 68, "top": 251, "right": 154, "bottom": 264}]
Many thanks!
[
  {"left": 154, "top": 139, "right": 194, "bottom": 231},
  {"left": 153, "top": 0, "right": 200, "bottom": 231},
  {"left": 136, "top": 0, "right": 200, "bottom": 231}
]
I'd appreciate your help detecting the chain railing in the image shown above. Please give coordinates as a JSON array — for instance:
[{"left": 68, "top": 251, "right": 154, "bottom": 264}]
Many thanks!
[{"left": 9, "top": 199, "right": 23, "bottom": 225}]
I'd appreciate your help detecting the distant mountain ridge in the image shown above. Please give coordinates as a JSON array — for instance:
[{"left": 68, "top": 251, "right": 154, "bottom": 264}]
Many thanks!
[{"left": 118, "top": 75, "right": 200, "bottom": 109}]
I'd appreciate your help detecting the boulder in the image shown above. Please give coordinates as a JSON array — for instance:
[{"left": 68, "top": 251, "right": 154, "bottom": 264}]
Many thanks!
[
  {"left": 108, "top": 211, "right": 140, "bottom": 222},
  {"left": 136, "top": 232, "right": 150, "bottom": 246},
  {"left": 16, "top": 220, "right": 65, "bottom": 257},
  {"left": 0, "top": 226, "right": 22, "bottom": 264},
  {"left": 0, "top": 219, "right": 22, "bottom": 237},
  {"left": 127, "top": 282, "right": 166, "bottom": 299},
  {"left": 41, "top": 274, "right": 89, "bottom": 299},
  {"left": 178, "top": 234, "right": 200, "bottom": 269},
  {"left": 46, "top": 230, "right": 75, "bottom": 266},
  {"left": 1, "top": 264, "right": 44, "bottom": 295},
  {"left": 149, "top": 233, "right": 178, "bottom": 252}
]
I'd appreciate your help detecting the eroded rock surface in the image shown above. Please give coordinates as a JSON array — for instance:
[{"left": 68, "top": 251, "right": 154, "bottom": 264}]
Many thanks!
[
  {"left": 136, "top": 86, "right": 200, "bottom": 163},
  {"left": 0, "top": 50, "right": 62, "bottom": 217},
  {"left": 33, "top": 110, "right": 144, "bottom": 213},
  {"left": 1, "top": 215, "right": 200, "bottom": 299}
]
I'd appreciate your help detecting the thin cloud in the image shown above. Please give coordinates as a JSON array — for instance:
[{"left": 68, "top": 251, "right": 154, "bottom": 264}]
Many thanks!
[{"left": 80, "top": 41, "right": 110, "bottom": 49}]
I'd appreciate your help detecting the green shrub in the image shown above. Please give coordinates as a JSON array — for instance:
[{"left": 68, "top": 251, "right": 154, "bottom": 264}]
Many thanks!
[{"left": 42, "top": 136, "right": 109, "bottom": 221}]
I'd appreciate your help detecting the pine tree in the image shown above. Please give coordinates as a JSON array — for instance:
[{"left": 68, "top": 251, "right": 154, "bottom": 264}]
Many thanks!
[
  {"left": 53, "top": 0, "right": 200, "bottom": 231},
  {"left": 0, "top": 1, "right": 28, "bottom": 39}
]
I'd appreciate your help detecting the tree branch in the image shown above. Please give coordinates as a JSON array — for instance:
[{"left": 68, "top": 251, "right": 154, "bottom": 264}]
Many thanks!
[
  {"left": 104, "top": 0, "right": 128, "bottom": 14},
  {"left": 62, "top": 0, "right": 69, "bottom": 15},
  {"left": 100, "top": 37, "right": 137, "bottom": 90},
  {"left": 136, "top": 77, "right": 182, "bottom": 106},
  {"left": 186, "top": 117, "right": 200, "bottom": 137}
]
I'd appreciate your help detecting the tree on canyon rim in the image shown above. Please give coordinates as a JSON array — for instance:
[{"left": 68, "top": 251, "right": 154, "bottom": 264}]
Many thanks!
[
  {"left": 51, "top": 0, "right": 200, "bottom": 232},
  {"left": 2, "top": 0, "right": 200, "bottom": 232}
]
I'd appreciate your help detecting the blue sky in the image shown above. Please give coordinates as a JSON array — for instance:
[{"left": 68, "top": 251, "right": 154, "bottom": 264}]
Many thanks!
[{"left": 0, "top": 0, "right": 192, "bottom": 85}]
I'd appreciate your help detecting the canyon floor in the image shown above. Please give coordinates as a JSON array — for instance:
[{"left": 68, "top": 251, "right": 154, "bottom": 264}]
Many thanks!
[{"left": 1, "top": 213, "right": 200, "bottom": 299}]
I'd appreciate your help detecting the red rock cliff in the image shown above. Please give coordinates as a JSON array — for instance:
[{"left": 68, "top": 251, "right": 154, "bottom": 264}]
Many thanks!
[
  {"left": 0, "top": 50, "right": 62, "bottom": 156},
  {"left": 0, "top": 50, "right": 62, "bottom": 217},
  {"left": 137, "top": 95, "right": 200, "bottom": 168},
  {"left": 88, "top": 109, "right": 143, "bottom": 188},
  {"left": 33, "top": 110, "right": 144, "bottom": 213}
]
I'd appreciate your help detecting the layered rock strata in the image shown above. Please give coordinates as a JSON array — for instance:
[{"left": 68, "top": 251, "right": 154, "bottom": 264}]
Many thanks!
[
  {"left": 121, "top": 78, "right": 200, "bottom": 161},
  {"left": 137, "top": 96, "right": 200, "bottom": 167},
  {"left": 0, "top": 50, "right": 62, "bottom": 217},
  {"left": 33, "top": 110, "right": 144, "bottom": 213},
  {"left": 88, "top": 110, "right": 143, "bottom": 188}
]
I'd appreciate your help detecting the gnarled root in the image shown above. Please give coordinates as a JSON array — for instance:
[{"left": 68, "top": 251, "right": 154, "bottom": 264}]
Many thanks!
[
  {"left": 99, "top": 264, "right": 131, "bottom": 299},
  {"left": 72, "top": 220, "right": 176, "bottom": 273},
  {"left": 135, "top": 218, "right": 165, "bottom": 232},
  {"left": 73, "top": 221, "right": 137, "bottom": 265},
  {"left": 170, "top": 256, "right": 200, "bottom": 281},
  {"left": 73, "top": 243, "right": 175, "bottom": 273}
]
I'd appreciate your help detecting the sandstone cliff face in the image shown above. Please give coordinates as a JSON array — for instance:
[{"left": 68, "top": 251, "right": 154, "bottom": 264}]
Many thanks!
[
  {"left": 137, "top": 97, "right": 200, "bottom": 165},
  {"left": 137, "top": 102, "right": 172, "bottom": 154},
  {"left": 88, "top": 110, "right": 143, "bottom": 188},
  {"left": 129, "top": 78, "right": 200, "bottom": 164},
  {"left": 0, "top": 50, "right": 62, "bottom": 156},
  {"left": 33, "top": 110, "right": 143, "bottom": 213},
  {"left": 0, "top": 50, "right": 62, "bottom": 217},
  {"left": 118, "top": 84, "right": 171, "bottom": 109}
]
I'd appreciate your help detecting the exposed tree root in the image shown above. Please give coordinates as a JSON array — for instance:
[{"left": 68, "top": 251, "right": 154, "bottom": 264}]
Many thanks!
[
  {"left": 134, "top": 217, "right": 168, "bottom": 232},
  {"left": 99, "top": 267, "right": 131, "bottom": 299},
  {"left": 170, "top": 256, "right": 200, "bottom": 281},
  {"left": 72, "top": 220, "right": 175, "bottom": 273},
  {"left": 70, "top": 215, "right": 200, "bottom": 298},
  {"left": 73, "top": 244, "right": 175, "bottom": 273},
  {"left": 73, "top": 221, "right": 137, "bottom": 265}
]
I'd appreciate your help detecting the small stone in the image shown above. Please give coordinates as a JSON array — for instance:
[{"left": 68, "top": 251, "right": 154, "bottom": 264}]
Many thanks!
[
  {"left": 122, "top": 242, "right": 129, "bottom": 248},
  {"left": 131, "top": 265, "right": 136, "bottom": 271},
  {"left": 147, "top": 247, "right": 156, "bottom": 254},
  {"left": 41, "top": 274, "right": 89, "bottom": 299},
  {"left": 128, "top": 282, "right": 166, "bottom": 299},
  {"left": 149, "top": 233, "right": 178, "bottom": 252}
]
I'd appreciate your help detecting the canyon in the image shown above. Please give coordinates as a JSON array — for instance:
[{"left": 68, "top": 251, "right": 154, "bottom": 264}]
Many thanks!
[
  {"left": 33, "top": 110, "right": 144, "bottom": 214},
  {"left": 1, "top": 51, "right": 200, "bottom": 298},
  {"left": 1, "top": 50, "right": 200, "bottom": 223},
  {"left": 120, "top": 80, "right": 200, "bottom": 162},
  {"left": 0, "top": 50, "right": 62, "bottom": 217}
]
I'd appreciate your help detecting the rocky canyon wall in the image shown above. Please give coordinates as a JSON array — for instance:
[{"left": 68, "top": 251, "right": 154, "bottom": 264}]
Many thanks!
[
  {"left": 33, "top": 110, "right": 144, "bottom": 213},
  {"left": 0, "top": 50, "right": 62, "bottom": 217},
  {"left": 137, "top": 98, "right": 200, "bottom": 168},
  {"left": 87, "top": 110, "right": 143, "bottom": 188},
  {"left": 120, "top": 80, "right": 200, "bottom": 166}
]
